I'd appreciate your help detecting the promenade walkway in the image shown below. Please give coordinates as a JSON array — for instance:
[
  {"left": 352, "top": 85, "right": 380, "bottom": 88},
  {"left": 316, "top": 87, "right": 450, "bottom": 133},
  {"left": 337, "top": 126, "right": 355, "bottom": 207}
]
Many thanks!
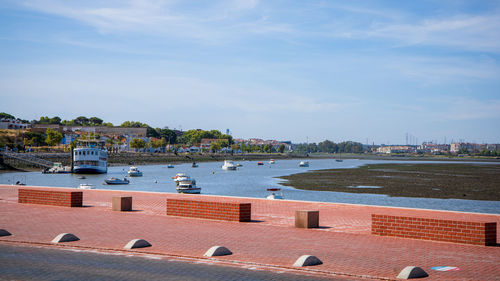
[{"left": 1, "top": 184, "right": 499, "bottom": 280}]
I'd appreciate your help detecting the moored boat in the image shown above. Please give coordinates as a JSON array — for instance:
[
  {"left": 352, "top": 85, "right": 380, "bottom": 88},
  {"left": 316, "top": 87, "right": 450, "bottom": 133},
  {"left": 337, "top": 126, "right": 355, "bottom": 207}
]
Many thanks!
[
  {"left": 266, "top": 188, "right": 284, "bottom": 200},
  {"left": 176, "top": 179, "right": 201, "bottom": 194},
  {"left": 104, "top": 177, "right": 129, "bottom": 185},
  {"left": 257, "top": 162, "right": 264, "bottom": 166},
  {"left": 269, "top": 159, "right": 275, "bottom": 164},
  {"left": 128, "top": 166, "right": 143, "bottom": 177},
  {"left": 167, "top": 164, "right": 174, "bottom": 168},
  {"left": 78, "top": 183, "right": 94, "bottom": 189},
  {"left": 299, "top": 161, "right": 309, "bottom": 167},
  {"left": 73, "top": 139, "right": 108, "bottom": 174},
  {"left": 192, "top": 162, "right": 199, "bottom": 168},
  {"left": 221, "top": 160, "right": 237, "bottom": 170}
]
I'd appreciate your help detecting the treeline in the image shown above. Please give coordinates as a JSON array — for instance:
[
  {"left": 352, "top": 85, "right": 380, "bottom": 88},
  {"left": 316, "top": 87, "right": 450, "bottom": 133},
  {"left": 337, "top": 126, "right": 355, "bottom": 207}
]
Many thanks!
[{"left": 294, "top": 140, "right": 363, "bottom": 153}]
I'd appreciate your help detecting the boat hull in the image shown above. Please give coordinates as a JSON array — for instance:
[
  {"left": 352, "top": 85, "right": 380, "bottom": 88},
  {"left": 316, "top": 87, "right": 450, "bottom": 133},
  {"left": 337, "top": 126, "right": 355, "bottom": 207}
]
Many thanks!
[
  {"left": 176, "top": 188, "right": 201, "bottom": 194},
  {"left": 73, "top": 167, "right": 107, "bottom": 174}
]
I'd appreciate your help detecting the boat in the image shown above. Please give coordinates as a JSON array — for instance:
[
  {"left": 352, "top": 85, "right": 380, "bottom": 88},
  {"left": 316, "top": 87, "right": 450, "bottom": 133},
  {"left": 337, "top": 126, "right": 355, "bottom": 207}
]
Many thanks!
[
  {"left": 221, "top": 160, "right": 237, "bottom": 170},
  {"left": 172, "top": 173, "right": 195, "bottom": 186},
  {"left": 236, "top": 163, "right": 243, "bottom": 167},
  {"left": 167, "top": 164, "right": 174, "bottom": 168},
  {"left": 176, "top": 179, "right": 201, "bottom": 194},
  {"left": 266, "top": 188, "right": 284, "bottom": 200},
  {"left": 43, "top": 162, "right": 72, "bottom": 174},
  {"left": 257, "top": 162, "right": 264, "bottom": 166},
  {"left": 78, "top": 183, "right": 94, "bottom": 189},
  {"left": 127, "top": 166, "right": 143, "bottom": 177},
  {"left": 336, "top": 159, "right": 343, "bottom": 162},
  {"left": 192, "top": 162, "right": 198, "bottom": 168},
  {"left": 73, "top": 139, "right": 108, "bottom": 174},
  {"left": 299, "top": 161, "right": 309, "bottom": 167},
  {"left": 104, "top": 177, "right": 129, "bottom": 185},
  {"left": 269, "top": 159, "right": 275, "bottom": 164}
]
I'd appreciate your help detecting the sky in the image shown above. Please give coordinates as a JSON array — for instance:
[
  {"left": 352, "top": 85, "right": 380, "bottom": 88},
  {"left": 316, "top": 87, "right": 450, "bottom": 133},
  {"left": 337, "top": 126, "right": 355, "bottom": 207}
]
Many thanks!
[{"left": 1, "top": 0, "right": 500, "bottom": 144}]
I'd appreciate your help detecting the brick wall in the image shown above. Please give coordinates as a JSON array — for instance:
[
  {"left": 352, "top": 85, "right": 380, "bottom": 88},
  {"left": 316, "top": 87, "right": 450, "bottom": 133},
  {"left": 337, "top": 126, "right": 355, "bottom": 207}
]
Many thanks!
[
  {"left": 166, "top": 199, "right": 251, "bottom": 222},
  {"left": 372, "top": 214, "right": 497, "bottom": 246},
  {"left": 18, "top": 189, "right": 83, "bottom": 207}
]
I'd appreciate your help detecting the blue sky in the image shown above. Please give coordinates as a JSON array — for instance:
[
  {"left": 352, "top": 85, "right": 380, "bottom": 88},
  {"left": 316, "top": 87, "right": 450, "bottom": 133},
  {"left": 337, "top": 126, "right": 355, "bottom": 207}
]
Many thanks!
[{"left": 1, "top": 0, "right": 499, "bottom": 144}]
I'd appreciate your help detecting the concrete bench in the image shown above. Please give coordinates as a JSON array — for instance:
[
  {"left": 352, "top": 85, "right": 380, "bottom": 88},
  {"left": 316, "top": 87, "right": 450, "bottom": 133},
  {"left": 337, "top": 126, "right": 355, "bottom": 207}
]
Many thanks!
[
  {"left": 166, "top": 199, "right": 251, "bottom": 222},
  {"left": 372, "top": 214, "right": 497, "bottom": 246},
  {"left": 18, "top": 189, "right": 83, "bottom": 207},
  {"left": 112, "top": 196, "right": 132, "bottom": 211},
  {"left": 295, "top": 210, "right": 319, "bottom": 228}
]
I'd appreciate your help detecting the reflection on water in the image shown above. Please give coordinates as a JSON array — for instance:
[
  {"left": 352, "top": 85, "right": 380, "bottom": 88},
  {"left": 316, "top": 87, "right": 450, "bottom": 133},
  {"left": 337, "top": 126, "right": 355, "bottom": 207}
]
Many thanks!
[{"left": 1, "top": 159, "right": 499, "bottom": 214}]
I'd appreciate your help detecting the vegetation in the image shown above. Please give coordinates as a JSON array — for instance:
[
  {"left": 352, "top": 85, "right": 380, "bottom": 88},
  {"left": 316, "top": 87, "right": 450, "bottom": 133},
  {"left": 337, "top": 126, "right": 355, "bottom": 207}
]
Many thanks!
[
  {"left": 129, "top": 138, "right": 147, "bottom": 150},
  {"left": 279, "top": 163, "right": 500, "bottom": 201},
  {"left": 180, "top": 129, "right": 232, "bottom": 146},
  {"left": 293, "top": 140, "right": 363, "bottom": 154},
  {"left": 44, "top": 129, "right": 63, "bottom": 146}
]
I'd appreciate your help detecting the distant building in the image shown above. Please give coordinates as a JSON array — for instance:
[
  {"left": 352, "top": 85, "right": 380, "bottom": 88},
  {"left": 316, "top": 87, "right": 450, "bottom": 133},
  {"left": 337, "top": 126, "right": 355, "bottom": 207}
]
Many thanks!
[{"left": 0, "top": 118, "right": 30, "bottom": 130}]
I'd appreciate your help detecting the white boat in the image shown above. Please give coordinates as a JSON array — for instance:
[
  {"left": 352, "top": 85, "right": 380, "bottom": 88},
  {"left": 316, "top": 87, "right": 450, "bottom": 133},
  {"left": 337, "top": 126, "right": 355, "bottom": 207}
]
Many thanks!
[
  {"left": 299, "top": 161, "right": 309, "bottom": 167},
  {"left": 78, "top": 183, "right": 94, "bottom": 189},
  {"left": 192, "top": 162, "right": 199, "bottom": 168},
  {"left": 73, "top": 139, "right": 108, "bottom": 174},
  {"left": 266, "top": 188, "right": 284, "bottom": 200},
  {"left": 269, "top": 159, "right": 275, "bottom": 164},
  {"left": 221, "top": 160, "right": 237, "bottom": 170},
  {"left": 128, "top": 166, "right": 143, "bottom": 177},
  {"left": 104, "top": 177, "right": 129, "bottom": 185},
  {"left": 44, "top": 162, "right": 72, "bottom": 174},
  {"left": 167, "top": 164, "right": 174, "bottom": 168},
  {"left": 176, "top": 179, "right": 201, "bottom": 194},
  {"left": 172, "top": 173, "right": 195, "bottom": 186}
]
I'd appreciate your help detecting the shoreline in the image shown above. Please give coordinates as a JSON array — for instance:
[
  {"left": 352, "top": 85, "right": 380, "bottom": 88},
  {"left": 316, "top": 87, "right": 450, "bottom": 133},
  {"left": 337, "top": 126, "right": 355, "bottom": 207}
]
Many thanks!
[{"left": 278, "top": 162, "right": 500, "bottom": 201}]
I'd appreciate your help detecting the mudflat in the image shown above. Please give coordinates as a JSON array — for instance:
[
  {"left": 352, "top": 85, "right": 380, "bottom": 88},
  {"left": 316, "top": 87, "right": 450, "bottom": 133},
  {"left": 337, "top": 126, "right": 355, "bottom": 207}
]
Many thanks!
[{"left": 279, "top": 163, "right": 500, "bottom": 201}]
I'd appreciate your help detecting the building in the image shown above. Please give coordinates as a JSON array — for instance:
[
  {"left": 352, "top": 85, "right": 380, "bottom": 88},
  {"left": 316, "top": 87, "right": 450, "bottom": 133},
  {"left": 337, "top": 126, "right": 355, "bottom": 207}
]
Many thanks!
[{"left": 0, "top": 118, "right": 30, "bottom": 130}]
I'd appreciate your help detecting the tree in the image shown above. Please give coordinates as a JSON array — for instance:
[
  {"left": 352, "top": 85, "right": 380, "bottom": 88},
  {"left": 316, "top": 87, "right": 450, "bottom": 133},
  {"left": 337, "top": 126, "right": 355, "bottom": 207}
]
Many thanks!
[
  {"left": 74, "top": 116, "right": 89, "bottom": 125},
  {"left": 129, "top": 138, "right": 146, "bottom": 150},
  {"left": 23, "top": 132, "right": 46, "bottom": 146},
  {"left": 278, "top": 144, "right": 285, "bottom": 153},
  {"left": 89, "top": 117, "right": 103, "bottom": 126},
  {"left": 0, "top": 112, "right": 15, "bottom": 119},
  {"left": 210, "top": 142, "right": 221, "bottom": 152},
  {"left": 45, "top": 128, "right": 63, "bottom": 146},
  {"left": 158, "top": 128, "right": 177, "bottom": 144},
  {"left": 149, "top": 138, "right": 166, "bottom": 148}
]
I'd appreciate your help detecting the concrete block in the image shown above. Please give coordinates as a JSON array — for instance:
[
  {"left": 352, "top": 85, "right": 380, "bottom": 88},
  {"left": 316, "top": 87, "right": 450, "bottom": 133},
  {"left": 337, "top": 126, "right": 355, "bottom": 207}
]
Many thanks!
[
  {"left": 293, "top": 255, "right": 323, "bottom": 267},
  {"left": 112, "top": 196, "right": 132, "bottom": 211},
  {"left": 52, "top": 233, "right": 79, "bottom": 243},
  {"left": 397, "top": 266, "right": 429, "bottom": 279},
  {"left": 295, "top": 210, "right": 319, "bottom": 228},
  {"left": 0, "top": 229, "right": 11, "bottom": 237},
  {"left": 124, "top": 239, "right": 151, "bottom": 249},
  {"left": 204, "top": 246, "right": 232, "bottom": 257}
]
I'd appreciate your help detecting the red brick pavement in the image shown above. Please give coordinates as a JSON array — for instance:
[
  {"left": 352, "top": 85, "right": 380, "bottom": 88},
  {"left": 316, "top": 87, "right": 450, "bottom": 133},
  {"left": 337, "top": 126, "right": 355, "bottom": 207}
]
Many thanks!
[{"left": 1, "top": 185, "right": 499, "bottom": 280}]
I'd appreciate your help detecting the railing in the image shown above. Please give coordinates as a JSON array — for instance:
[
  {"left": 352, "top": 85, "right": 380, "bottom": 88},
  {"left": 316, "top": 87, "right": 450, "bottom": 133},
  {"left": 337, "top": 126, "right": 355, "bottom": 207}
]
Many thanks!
[{"left": 0, "top": 151, "right": 54, "bottom": 168}]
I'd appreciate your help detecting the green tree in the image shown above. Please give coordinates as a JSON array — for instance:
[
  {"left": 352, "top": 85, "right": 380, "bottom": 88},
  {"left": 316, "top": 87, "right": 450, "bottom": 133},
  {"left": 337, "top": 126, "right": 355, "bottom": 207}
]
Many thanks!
[
  {"left": 89, "top": 117, "right": 103, "bottom": 126},
  {"left": 210, "top": 141, "right": 221, "bottom": 152},
  {"left": 157, "top": 128, "right": 177, "bottom": 144},
  {"left": 0, "top": 112, "right": 15, "bottom": 119},
  {"left": 150, "top": 138, "right": 166, "bottom": 148},
  {"left": 45, "top": 128, "right": 63, "bottom": 146},
  {"left": 278, "top": 144, "right": 285, "bottom": 153},
  {"left": 130, "top": 138, "right": 146, "bottom": 150}
]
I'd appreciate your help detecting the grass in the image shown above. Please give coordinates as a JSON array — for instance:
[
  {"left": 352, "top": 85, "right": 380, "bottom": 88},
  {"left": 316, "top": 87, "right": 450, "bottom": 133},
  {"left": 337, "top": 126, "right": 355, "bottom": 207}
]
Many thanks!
[{"left": 278, "top": 163, "right": 500, "bottom": 201}]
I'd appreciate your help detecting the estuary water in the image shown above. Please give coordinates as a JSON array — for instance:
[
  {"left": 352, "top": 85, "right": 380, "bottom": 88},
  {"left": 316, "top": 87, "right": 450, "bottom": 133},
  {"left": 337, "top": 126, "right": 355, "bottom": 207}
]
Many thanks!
[{"left": 1, "top": 159, "right": 499, "bottom": 214}]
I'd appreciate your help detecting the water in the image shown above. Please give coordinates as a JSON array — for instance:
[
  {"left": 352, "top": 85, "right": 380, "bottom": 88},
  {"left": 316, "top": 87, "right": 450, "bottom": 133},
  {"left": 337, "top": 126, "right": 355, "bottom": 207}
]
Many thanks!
[{"left": 1, "top": 159, "right": 499, "bottom": 214}]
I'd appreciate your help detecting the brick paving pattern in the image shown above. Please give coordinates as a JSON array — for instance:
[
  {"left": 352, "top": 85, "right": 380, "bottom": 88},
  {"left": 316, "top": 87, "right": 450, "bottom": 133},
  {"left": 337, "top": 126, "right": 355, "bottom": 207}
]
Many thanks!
[{"left": 1, "top": 184, "right": 499, "bottom": 280}]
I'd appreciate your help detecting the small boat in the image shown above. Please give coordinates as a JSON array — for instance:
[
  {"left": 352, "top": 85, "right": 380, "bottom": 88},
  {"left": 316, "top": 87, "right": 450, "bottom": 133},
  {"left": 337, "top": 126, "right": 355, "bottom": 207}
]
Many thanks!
[
  {"left": 299, "top": 161, "right": 309, "bottom": 167},
  {"left": 266, "top": 188, "right": 284, "bottom": 200},
  {"left": 336, "top": 159, "right": 343, "bottom": 162},
  {"left": 269, "top": 159, "right": 275, "bottom": 164},
  {"left": 257, "top": 162, "right": 264, "bottom": 166},
  {"left": 104, "top": 177, "right": 129, "bottom": 185},
  {"left": 78, "top": 183, "right": 94, "bottom": 189},
  {"left": 172, "top": 173, "right": 195, "bottom": 186},
  {"left": 192, "top": 162, "right": 198, "bottom": 168},
  {"left": 77, "top": 176, "right": 86, "bottom": 179},
  {"left": 221, "top": 160, "right": 237, "bottom": 170},
  {"left": 167, "top": 164, "right": 175, "bottom": 168},
  {"left": 236, "top": 163, "right": 243, "bottom": 167},
  {"left": 128, "top": 166, "right": 143, "bottom": 177},
  {"left": 176, "top": 179, "right": 201, "bottom": 194}
]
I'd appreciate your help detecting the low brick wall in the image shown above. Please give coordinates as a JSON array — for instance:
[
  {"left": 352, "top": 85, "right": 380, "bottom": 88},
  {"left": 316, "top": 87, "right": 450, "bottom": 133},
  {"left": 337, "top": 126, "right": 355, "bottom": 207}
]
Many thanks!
[
  {"left": 18, "top": 189, "right": 83, "bottom": 207},
  {"left": 372, "top": 214, "right": 497, "bottom": 246},
  {"left": 166, "top": 199, "right": 251, "bottom": 222}
]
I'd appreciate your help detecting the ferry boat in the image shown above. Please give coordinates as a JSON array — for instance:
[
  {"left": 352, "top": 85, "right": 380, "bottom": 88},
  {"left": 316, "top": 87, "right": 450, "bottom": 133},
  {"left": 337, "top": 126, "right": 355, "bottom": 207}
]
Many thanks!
[{"left": 73, "top": 139, "right": 108, "bottom": 174}]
